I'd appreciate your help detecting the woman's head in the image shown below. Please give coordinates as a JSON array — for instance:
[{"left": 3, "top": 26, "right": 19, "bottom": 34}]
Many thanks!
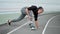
[{"left": 37, "top": 7, "right": 44, "bottom": 14}]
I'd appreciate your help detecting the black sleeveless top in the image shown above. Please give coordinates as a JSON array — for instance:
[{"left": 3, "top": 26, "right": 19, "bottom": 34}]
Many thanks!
[{"left": 28, "top": 6, "right": 38, "bottom": 21}]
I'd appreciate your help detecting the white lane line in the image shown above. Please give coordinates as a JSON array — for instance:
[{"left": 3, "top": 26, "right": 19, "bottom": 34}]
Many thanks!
[
  {"left": 7, "top": 21, "right": 31, "bottom": 34},
  {"left": 7, "top": 16, "right": 41, "bottom": 34},
  {"left": 42, "top": 16, "right": 57, "bottom": 34}
]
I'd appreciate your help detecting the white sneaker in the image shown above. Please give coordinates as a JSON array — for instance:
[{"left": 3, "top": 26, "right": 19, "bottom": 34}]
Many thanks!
[{"left": 31, "top": 27, "right": 36, "bottom": 30}]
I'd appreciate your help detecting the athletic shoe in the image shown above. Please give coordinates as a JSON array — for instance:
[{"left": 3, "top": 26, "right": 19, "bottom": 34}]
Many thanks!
[
  {"left": 31, "top": 26, "right": 36, "bottom": 30},
  {"left": 8, "top": 20, "right": 11, "bottom": 25}
]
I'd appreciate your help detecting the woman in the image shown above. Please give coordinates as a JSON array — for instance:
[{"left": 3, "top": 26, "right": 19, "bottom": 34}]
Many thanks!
[{"left": 8, "top": 5, "right": 44, "bottom": 29}]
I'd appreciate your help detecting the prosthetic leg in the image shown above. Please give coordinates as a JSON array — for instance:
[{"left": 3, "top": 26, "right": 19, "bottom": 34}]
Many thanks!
[{"left": 29, "top": 18, "right": 36, "bottom": 30}]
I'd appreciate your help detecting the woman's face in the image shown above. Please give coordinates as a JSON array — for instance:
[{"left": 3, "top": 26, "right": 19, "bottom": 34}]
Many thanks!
[{"left": 38, "top": 9, "right": 43, "bottom": 14}]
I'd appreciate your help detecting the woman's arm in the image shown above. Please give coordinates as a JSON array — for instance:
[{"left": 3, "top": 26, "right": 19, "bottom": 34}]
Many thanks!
[
  {"left": 25, "top": 8, "right": 32, "bottom": 20},
  {"left": 26, "top": 8, "right": 30, "bottom": 16}
]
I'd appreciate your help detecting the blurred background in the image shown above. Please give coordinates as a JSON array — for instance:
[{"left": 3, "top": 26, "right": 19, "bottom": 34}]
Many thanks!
[{"left": 0, "top": 0, "right": 60, "bottom": 25}]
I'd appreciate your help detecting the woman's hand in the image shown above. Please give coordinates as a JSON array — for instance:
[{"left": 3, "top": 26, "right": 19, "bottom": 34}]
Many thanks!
[{"left": 28, "top": 16, "right": 32, "bottom": 21}]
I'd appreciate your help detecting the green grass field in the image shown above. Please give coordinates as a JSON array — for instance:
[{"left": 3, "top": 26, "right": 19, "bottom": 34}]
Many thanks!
[{"left": 0, "top": 13, "right": 20, "bottom": 25}]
